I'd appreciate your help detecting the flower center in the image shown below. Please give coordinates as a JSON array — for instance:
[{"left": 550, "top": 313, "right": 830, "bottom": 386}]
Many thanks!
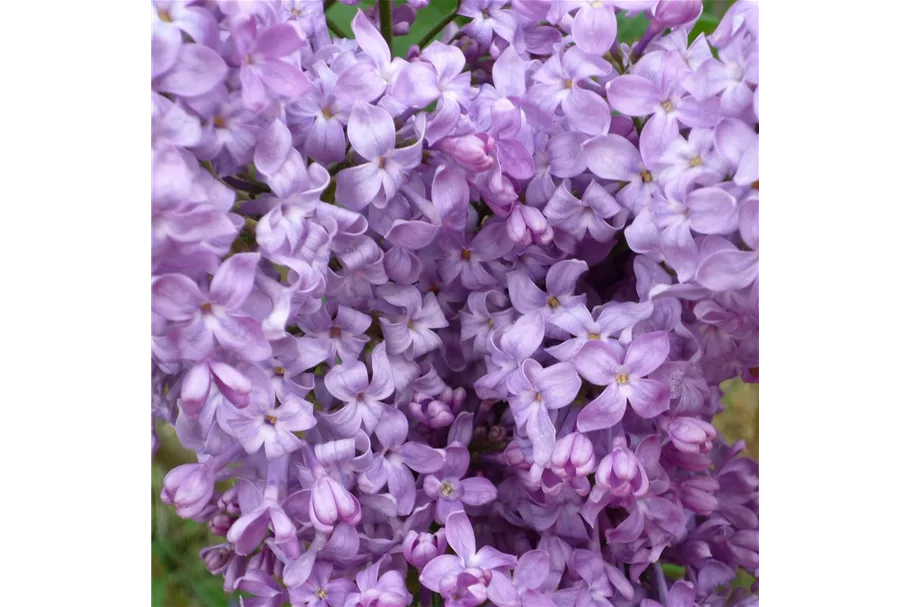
[
  {"left": 244, "top": 54, "right": 253, "bottom": 65},
  {"left": 264, "top": 414, "right": 278, "bottom": 425},
  {"left": 751, "top": 180, "right": 759, "bottom": 190},
  {"left": 330, "top": 326, "right": 341, "bottom": 338},
  {"left": 316, "top": 588, "right": 328, "bottom": 599},
  {"left": 291, "top": 8, "right": 302, "bottom": 16},
  {"left": 591, "top": 0, "right": 605, "bottom": 7},
  {"left": 321, "top": 107, "right": 333, "bottom": 120},
  {"left": 588, "top": 332, "right": 601, "bottom": 340},
  {"left": 640, "top": 170, "right": 653, "bottom": 183},
  {"left": 615, "top": 373, "right": 630, "bottom": 385},
  {"left": 548, "top": 296, "right": 560, "bottom": 308},
  {"left": 213, "top": 116, "right": 227, "bottom": 128},
  {"left": 201, "top": 302, "right": 213, "bottom": 314},
  {"left": 535, "top": 393, "right": 543, "bottom": 402},
  {"left": 274, "top": 366, "right": 285, "bottom": 377},
  {"left": 487, "top": 318, "right": 495, "bottom": 328},
  {"left": 661, "top": 100, "right": 674, "bottom": 112},
  {"left": 429, "top": 283, "right": 440, "bottom": 294},
  {"left": 461, "top": 249, "right": 471, "bottom": 260},
  {"left": 378, "top": 156, "right": 387, "bottom": 169},
  {"left": 440, "top": 480, "right": 456, "bottom": 497},
  {"left": 564, "top": 79, "right": 574, "bottom": 89},
  {"left": 689, "top": 156, "right": 703, "bottom": 168},
  {"left": 158, "top": 10, "right": 171, "bottom": 22}
]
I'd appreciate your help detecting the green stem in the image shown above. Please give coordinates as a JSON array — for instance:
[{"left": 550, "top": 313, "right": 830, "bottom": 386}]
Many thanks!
[
  {"left": 379, "top": 0, "right": 394, "bottom": 51},
  {"left": 418, "top": 1, "right": 461, "bottom": 48},
  {"left": 323, "top": 0, "right": 337, "bottom": 10},
  {"left": 326, "top": 17, "right": 347, "bottom": 39}
]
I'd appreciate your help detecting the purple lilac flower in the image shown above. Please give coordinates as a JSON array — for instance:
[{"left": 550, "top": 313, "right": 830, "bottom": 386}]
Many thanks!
[
  {"left": 150, "top": 3, "right": 760, "bottom": 604},
  {"left": 573, "top": 331, "right": 671, "bottom": 431}
]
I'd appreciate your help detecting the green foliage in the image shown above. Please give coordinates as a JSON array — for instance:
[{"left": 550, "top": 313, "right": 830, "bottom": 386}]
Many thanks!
[{"left": 327, "top": 0, "right": 465, "bottom": 57}]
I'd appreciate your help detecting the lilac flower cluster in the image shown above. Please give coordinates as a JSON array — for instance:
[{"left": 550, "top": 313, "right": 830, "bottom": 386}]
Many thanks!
[{"left": 152, "top": 1, "right": 759, "bottom": 605}]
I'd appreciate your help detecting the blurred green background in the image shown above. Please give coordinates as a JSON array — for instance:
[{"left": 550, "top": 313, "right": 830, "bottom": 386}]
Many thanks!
[{"left": 152, "top": 2, "right": 746, "bottom": 605}]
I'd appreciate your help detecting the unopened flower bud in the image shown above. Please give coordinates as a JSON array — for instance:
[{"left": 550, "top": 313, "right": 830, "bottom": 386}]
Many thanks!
[
  {"left": 668, "top": 417, "right": 717, "bottom": 454},
  {"left": 161, "top": 463, "right": 215, "bottom": 519},
  {"left": 439, "top": 135, "right": 494, "bottom": 173},
  {"left": 209, "top": 513, "right": 235, "bottom": 536},
  {"left": 596, "top": 446, "right": 649, "bottom": 498},
  {"left": 652, "top": 0, "right": 703, "bottom": 27},
  {"left": 504, "top": 440, "right": 531, "bottom": 469},
  {"left": 219, "top": 486, "right": 241, "bottom": 515},
  {"left": 550, "top": 432, "right": 596, "bottom": 479},
  {"left": 403, "top": 529, "right": 447, "bottom": 569},
  {"left": 200, "top": 544, "right": 232, "bottom": 574},
  {"left": 679, "top": 477, "right": 720, "bottom": 515},
  {"left": 310, "top": 476, "right": 362, "bottom": 533}
]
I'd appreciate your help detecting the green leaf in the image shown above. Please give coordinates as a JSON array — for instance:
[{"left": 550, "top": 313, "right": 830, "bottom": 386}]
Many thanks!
[
  {"left": 688, "top": 13, "right": 722, "bottom": 44},
  {"left": 151, "top": 579, "right": 166, "bottom": 607},
  {"left": 617, "top": 14, "right": 650, "bottom": 45},
  {"left": 662, "top": 563, "right": 687, "bottom": 580},
  {"left": 325, "top": 1, "right": 463, "bottom": 57}
]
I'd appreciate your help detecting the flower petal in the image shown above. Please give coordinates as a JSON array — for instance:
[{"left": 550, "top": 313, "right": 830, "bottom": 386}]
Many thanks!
[
  {"left": 347, "top": 101, "right": 395, "bottom": 160},
  {"left": 336, "top": 163, "right": 382, "bottom": 210},
  {"left": 210, "top": 253, "right": 260, "bottom": 310},
  {"left": 459, "top": 477, "right": 498, "bottom": 506},
  {"left": 627, "top": 378, "right": 671, "bottom": 418},
  {"left": 624, "top": 331, "right": 670, "bottom": 376},
  {"left": 576, "top": 384, "right": 626, "bottom": 432},
  {"left": 571, "top": 5, "right": 617, "bottom": 56},
  {"left": 573, "top": 340, "right": 622, "bottom": 385}
]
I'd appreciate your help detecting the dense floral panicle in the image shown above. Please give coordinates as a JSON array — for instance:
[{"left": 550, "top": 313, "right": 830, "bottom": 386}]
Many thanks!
[{"left": 151, "top": 1, "right": 759, "bottom": 604}]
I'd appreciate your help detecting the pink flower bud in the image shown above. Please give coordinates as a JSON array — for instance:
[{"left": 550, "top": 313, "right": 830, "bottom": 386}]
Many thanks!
[
  {"left": 310, "top": 476, "right": 362, "bottom": 533},
  {"left": 161, "top": 463, "right": 215, "bottom": 519},
  {"left": 668, "top": 417, "right": 717, "bottom": 454},
  {"left": 209, "top": 513, "right": 234, "bottom": 536},
  {"left": 679, "top": 477, "right": 720, "bottom": 515},
  {"left": 403, "top": 529, "right": 447, "bottom": 569},
  {"left": 440, "top": 135, "right": 495, "bottom": 173},
  {"left": 200, "top": 544, "right": 232, "bottom": 574},
  {"left": 595, "top": 446, "right": 649, "bottom": 498},
  {"left": 550, "top": 432, "right": 596, "bottom": 479},
  {"left": 653, "top": 0, "right": 703, "bottom": 28}
]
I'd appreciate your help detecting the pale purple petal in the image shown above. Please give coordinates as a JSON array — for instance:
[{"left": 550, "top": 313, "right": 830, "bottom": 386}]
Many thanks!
[
  {"left": 514, "top": 550, "right": 551, "bottom": 591},
  {"left": 254, "top": 120, "right": 291, "bottom": 175},
  {"left": 324, "top": 361, "right": 370, "bottom": 402},
  {"left": 585, "top": 133, "right": 641, "bottom": 181},
  {"left": 545, "top": 259, "right": 588, "bottom": 297},
  {"left": 687, "top": 187, "right": 737, "bottom": 235},
  {"left": 392, "top": 61, "right": 440, "bottom": 108},
  {"left": 336, "top": 163, "right": 383, "bottom": 210},
  {"left": 445, "top": 510, "right": 476, "bottom": 564},
  {"left": 152, "top": 274, "right": 204, "bottom": 320},
  {"left": 624, "top": 331, "right": 670, "bottom": 376},
  {"left": 210, "top": 253, "right": 260, "bottom": 310},
  {"left": 695, "top": 250, "right": 758, "bottom": 291},
  {"left": 420, "top": 555, "right": 462, "bottom": 592},
  {"left": 460, "top": 477, "right": 498, "bottom": 506},
  {"left": 474, "top": 546, "right": 518, "bottom": 570},
  {"left": 156, "top": 43, "right": 227, "bottom": 97},
  {"left": 507, "top": 272, "right": 548, "bottom": 314},
  {"left": 352, "top": 9, "right": 391, "bottom": 68},
  {"left": 576, "top": 384, "right": 626, "bottom": 432},
  {"left": 571, "top": 6, "right": 617, "bottom": 56},
  {"left": 375, "top": 407, "right": 408, "bottom": 449},
  {"left": 526, "top": 402, "right": 557, "bottom": 465},
  {"left": 251, "top": 23, "right": 302, "bottom": 57},
  {"left": 367, "top": 342, "right": 395, "bottom": 400},
  {"left": 258, "top": 59, "right": 310, "bottom": 98},
  {"left": 400, "top": 442, "right": 444, "bottom": 473},
  {"left": 573, "top": 340, "right": 622, "bottom": 385},
  {"left": 627, "top": 378, "right": 671, "bottom": 418},
  {"left": 607, "top": 74, "right": 661, "bottom": 116},
  {"left": 347, "top": 101, "right": 395, "bottom": 160}
]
